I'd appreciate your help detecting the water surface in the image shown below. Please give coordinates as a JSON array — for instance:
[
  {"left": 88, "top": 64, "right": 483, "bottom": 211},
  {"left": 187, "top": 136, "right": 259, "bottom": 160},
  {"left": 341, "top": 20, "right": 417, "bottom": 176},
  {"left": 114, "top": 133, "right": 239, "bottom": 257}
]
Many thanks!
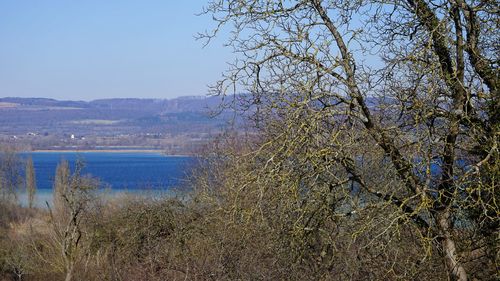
[{"left": 19, "top": 152, "right": 194, "bottom": 207}]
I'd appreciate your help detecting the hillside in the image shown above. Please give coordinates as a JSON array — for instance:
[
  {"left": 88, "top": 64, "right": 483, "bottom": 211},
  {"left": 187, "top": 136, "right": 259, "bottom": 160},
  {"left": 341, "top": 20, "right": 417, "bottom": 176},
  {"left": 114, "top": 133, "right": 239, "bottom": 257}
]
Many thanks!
[{"left": 0, "top": 96, "right": 231, "bottom": 153}]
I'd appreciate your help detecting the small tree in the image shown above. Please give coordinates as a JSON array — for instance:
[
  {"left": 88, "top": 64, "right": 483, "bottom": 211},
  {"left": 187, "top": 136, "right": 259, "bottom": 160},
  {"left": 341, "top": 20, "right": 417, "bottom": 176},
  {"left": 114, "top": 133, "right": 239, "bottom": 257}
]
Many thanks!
[
  {"left": 0, "top": 146, "right": 23, "bottom": 200},
  {"left": 53, "top": 160, "right": 70, "bottom": 214},
  {"left": 25, "top": 157, "right": 36, "bottom": 209},
  {"left": 49, "top": 160, "right": 98, "bottom": 281}
]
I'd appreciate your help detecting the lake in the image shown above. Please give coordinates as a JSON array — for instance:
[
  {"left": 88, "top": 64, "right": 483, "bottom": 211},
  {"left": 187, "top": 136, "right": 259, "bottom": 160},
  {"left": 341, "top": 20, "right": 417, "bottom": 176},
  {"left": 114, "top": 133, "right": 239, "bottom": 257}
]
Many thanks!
[{"left": 18, "top": 152, "right": 195, "bottom": 207}]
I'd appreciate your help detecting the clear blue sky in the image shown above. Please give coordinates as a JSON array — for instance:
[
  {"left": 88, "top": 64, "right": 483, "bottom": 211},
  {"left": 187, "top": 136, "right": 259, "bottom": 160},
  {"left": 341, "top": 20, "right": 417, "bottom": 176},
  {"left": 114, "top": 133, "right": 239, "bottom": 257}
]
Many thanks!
[{"left": 0, "top": 1, "right": 231, "bottom": 100}]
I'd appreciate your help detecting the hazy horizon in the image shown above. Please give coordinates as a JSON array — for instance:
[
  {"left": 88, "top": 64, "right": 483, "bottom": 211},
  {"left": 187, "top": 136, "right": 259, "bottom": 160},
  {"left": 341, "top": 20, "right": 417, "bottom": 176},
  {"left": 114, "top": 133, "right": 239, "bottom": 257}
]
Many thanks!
[
  {"left": 0, "top": 94, "right": 213, "bottom": 102},
  {"left": 0, "top": 1, "right": 231, "bottom": 101}
]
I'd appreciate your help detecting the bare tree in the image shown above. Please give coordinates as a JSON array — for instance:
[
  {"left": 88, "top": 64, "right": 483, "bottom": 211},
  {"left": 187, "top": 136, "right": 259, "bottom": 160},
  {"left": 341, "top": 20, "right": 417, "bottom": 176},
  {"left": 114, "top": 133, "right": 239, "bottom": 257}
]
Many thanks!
[
  {"left": 53, "top": 160, "right": 70, "bottom": 214},
  {"left": 201, "top": 1, "right": 498, "bottom": 280},
  {"left": 49, "top": 160, "right": 98, "bottom": 281},
  {"left": 25, "top": 157, "right": 36, "bottom": 209},
  {"left": 0, "top": 146, "right": 23, "bottom": 200}
]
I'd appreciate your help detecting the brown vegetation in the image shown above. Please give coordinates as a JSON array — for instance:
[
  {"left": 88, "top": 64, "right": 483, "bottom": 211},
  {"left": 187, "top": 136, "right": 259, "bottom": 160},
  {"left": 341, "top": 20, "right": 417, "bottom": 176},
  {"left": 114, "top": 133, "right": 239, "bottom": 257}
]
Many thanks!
[
  {"left": 0, "top": 132, "right": 497, "bottom": 280},
  {"left": 0, "top": 0, "right": 498, "bottom": 280}
]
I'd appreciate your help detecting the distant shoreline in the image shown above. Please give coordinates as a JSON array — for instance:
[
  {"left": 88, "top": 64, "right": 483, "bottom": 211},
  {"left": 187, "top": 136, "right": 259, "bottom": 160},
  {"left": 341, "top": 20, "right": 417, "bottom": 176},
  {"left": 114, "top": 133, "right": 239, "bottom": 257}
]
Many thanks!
[{"left": 29, "top": 149, "right": 190, "bottom": 156}]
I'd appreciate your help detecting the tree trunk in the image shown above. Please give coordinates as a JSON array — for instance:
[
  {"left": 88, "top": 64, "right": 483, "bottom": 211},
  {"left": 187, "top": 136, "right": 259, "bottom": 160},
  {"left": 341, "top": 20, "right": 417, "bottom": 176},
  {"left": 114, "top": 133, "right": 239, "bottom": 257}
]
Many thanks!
[
  {"left": 65, "top": 264, "right": 74, "bottom": 281},
  {"left": 437, "top": 210, "right": 468, "bottom": 281}
]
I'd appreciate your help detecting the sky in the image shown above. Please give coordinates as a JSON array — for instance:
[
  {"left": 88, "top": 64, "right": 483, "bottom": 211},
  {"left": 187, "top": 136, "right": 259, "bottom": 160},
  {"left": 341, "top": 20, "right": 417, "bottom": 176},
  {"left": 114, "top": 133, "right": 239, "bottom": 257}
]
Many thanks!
[{"left": 0, "top": 1, "right": 232, "bottom": 100}]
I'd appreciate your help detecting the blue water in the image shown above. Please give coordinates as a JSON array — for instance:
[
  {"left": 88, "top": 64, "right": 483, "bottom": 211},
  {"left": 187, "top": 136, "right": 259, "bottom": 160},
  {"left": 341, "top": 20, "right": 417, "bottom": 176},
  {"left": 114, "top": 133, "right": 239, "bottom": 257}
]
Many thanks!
[
  {"left": 18, "top": 152, "right": 194, "bottom": 207},
  {"left": 21, "top": 152, "right": 194, "bottom": 190}
]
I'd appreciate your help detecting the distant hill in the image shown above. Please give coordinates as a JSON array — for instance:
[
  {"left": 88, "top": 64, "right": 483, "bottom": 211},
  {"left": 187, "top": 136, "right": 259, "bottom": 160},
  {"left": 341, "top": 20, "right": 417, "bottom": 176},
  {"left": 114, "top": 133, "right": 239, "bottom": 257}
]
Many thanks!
[
  {"left": 0, "top": 96, "right": 223, "bottom": 112},
  {"left": 0, "top": 96, "right": 233, "bottom": 153},
  {"left": 0, "top": 97, "right": 89, "bottom": 109}
]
